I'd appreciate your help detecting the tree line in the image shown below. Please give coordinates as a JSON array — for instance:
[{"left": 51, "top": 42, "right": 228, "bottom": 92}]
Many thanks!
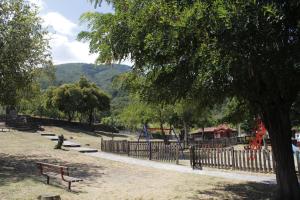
[
  {"left": 82, "top": 0, "right": 300, "bottom": 199},
  {"left": 1, "top": 0, "right": 300, "bottom": 199},
  {"left": 19, "top": 77, "right": 110, "bottom": 125}
]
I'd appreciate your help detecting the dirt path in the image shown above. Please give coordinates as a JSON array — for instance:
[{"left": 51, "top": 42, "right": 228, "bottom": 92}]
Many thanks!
[
  {"left": 40, "top": 127, "right": 276, "bottom": 184},
  {"left": 0, "top": 128, "right": 277, "bottom": 200},
  {"left": 87, "top": 151, "right": 276, "bottom": 184},
  {"left": 39, "top": 127, "right": 277, "bottom": 184}
]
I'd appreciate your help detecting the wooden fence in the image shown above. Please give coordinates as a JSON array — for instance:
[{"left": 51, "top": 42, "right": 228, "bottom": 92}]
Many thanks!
[
  {"left": 101, "top": 140, "right": 179, "bottom": 164},
  {"left": 190, "top": 146, "right": 300, "bottom": 174},
  {"left": 190, "top": 136, "right": 266, "bottom": 148}
]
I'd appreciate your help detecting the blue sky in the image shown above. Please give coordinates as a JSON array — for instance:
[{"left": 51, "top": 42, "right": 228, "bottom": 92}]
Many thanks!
[{"left": 28, "top": 0, "right": 131, "bottom": 65}]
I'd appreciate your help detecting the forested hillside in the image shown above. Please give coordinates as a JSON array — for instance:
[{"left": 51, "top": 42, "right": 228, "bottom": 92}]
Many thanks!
[
  {"left": 39, "top": 63, "right": 131, "bottom": 94},
  {"left": 35, "top": 63, "right": 131, "bottom": 119}
]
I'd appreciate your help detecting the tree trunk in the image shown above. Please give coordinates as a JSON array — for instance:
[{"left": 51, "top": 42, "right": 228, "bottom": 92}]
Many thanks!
[
  {"left": 183, "top": 120, "right": 189, "bottom": 146},
  {"left": 88, "top": 109, "right": 93, "bottom": 126},
  {"left": 67, "top": 113, "right": 72, "bottom": 122},
  {"left": 261, "top": 105, "right": 300, "bottom": 199},
  {"left": 160, "top": 121, "right": 168, "bottom": 144}
]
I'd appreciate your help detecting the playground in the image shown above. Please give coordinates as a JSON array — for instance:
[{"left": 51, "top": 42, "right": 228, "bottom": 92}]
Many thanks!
[
  {"left": 0, "top": 126, "right": 277, "bottom": 200},
  {"left": 100, "top": 122, "right": 300, "bottom": 176}
]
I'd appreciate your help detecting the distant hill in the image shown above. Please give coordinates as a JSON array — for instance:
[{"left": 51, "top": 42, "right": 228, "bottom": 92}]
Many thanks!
[{"left": 39, "top": 63, "right": 131, "bottom": 94}]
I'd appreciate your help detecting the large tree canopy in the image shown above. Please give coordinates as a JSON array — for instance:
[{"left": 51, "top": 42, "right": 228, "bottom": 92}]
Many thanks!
[
  {"left": 49, "top": 77, "right": 110, "bottom": 124},
  {"left": 0, "top": 0, "right": 51, "bottom": 106},
  {"left": 80, "top": 0, "right": 300, "bottom": 199}
]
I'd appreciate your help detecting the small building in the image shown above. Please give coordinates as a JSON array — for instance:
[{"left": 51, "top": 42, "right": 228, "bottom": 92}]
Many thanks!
[{"left": 190, "top": 124, "right": 237, "bottom": 141}]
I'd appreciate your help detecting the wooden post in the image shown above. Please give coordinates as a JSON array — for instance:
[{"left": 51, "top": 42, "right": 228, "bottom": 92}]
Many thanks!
[
  {"left": 246, "top": 150, "right": 250, "bottom": 171},
  {"left": 227, "top": 149, "right": 230, "bottom": 169},
  {"left": 254, "top": 150, "right": 258, "bottom": 172},
  {"left": 238, "top": 150, "right": 242, "bottom": 171},
  {"left": 220, "top": 149, "right": 223, "bottom": 168},
  {"left": 127, "top": 141, "right": 130, "bottom": 157},
  {"left": 263, "top": 149, "right": 267, "bottom": 173},
  {"left": 190, "top": 145, "right": 195, "bottom": 169},
  {"left": 100, "top": 137, "right": 103, "bottom": 151},
  {"left": 231, "top": 148, "right": 235, "bottom": 170},
  {"left": 250, "top": 150, "right": 254, "bottom": 172},
  {"left": 235, "top": 150, "right": 239, "bottom": 170},
  {"left": 266, "top": 150, "right": 271, "bottom": 172},
  {"left": 271, "top": 151, "right": 276, "bottom": 174},
  {"left": 224, "top": 148, "right": 227, "bottom": 167},
  {"left": 296, "top": 151, "right": 300, "bottom": 175},
  {"left": 176, "top": 145, "right": 179, "bottom": 165},
  {"left": 149, "top": 142, "right": 152, "bottom": 160},
  {"left": 212, "top": 149, "right": 215, "bottom": 167},
  {"left": 209, "top": 148, "right": 212, "bottom": 167},
  {"left": 242, "top": 150, "right": 246, "bottom": 171},
  {"left": 203, "top": 149, "right": 206, "bottom": 166},
  {"left": 258, "top": 150, "right": 263, "bottom": 172}
]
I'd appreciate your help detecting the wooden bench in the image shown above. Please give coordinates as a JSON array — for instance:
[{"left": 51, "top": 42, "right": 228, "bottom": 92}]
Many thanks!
[{"left": 36, "top": 162, "right": 83, "bottom": 190}]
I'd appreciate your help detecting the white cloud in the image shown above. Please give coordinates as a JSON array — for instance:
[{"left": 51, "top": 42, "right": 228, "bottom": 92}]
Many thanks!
[
  {"left": 49, "top": 32, "right": 134, "bottom": 65},
  {"left": 42, "top": 12, "right": 77, "bottom": 36},
  {"left": 49, "top": 33, "right": 97, "bottom": 64},
  {"left": 41, "top": 11, "right": 98, "bottom": 64},
  {"left": 40, "top": 9, "right": 133, "bottom": 66}
]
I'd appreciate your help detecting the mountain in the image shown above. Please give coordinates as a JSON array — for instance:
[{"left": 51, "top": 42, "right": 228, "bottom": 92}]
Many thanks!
[{"left": 39, "top": 63, "right": 131, "bottom": 94}]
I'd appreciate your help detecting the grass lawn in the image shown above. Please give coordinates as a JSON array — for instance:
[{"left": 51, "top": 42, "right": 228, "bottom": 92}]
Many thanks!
[{"left": 0, "top": 127, "right": 276, "bottom": 200}]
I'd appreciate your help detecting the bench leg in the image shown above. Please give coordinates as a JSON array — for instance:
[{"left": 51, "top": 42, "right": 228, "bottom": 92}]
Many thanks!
[
  {"left": 47, "top": 176, "right": 50, "bottom": 184},
  {"left": 68, "top": 182, "right": 71, "bottom": 190}
]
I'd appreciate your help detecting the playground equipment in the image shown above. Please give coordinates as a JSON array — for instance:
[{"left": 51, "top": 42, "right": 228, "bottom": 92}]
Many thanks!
[
  {"left": 245, "top": 119, "right": 267, "bottom": 150},
  {"left": 137, "top": 124, "right": 185, "bottom": 158}
]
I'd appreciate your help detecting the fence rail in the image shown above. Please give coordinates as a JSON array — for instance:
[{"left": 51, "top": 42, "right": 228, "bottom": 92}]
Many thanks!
[
  {"left": 190, "top": 136, "right": 271, "bottom": 148},
  {"left": 190, "top": 146, "right": 300, "bottom": 174},
  {"left": 101, "top": 140, "right": 179, "bottom": 164}
]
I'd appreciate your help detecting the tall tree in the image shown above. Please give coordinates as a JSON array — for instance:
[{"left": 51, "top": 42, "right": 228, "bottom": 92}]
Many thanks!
[
  {"left": 49, "top": 77, "right": 110, "bottom": 124},
  {"left": 78, "top": 77, "right": 111, "bottom": 125},
  {"left": 0, "top": 0, "right": 51, "bottom": 107},
  {"left": 52, "top": 84, "right": 82, "bottom": 121},
  {"left": 81, "top": 1, "right": 300, "bottom": 198}
]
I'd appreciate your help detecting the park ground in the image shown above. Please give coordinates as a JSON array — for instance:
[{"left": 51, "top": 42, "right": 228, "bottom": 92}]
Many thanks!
[{"left": 0, "top": 127, "right": 276, "bottom": 200}]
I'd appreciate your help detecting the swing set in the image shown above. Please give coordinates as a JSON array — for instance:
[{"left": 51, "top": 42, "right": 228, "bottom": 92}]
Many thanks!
[{"left": 137, "top": 124, "right": 185, "bottom": 158}]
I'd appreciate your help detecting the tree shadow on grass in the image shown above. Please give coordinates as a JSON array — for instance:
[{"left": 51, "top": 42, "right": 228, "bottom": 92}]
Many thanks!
[
  {"left": 0, "top": 153, "right": 106, "bottom": 191},
  {"left": 189, "top": 182, "right": 276, "bottom": 200}
]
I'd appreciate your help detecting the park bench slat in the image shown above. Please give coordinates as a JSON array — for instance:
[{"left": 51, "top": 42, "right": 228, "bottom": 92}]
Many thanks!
[{"left": 63, "top": 175, "right": 83, "bottom": 182}]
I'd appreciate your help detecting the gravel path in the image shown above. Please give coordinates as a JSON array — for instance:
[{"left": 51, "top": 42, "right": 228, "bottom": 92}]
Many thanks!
[
  {"left": 40, "top": 131, "right": 277, "bottom": 185},
  {"left": 87, "top": 151, "right": 277, "bottom": 184}
]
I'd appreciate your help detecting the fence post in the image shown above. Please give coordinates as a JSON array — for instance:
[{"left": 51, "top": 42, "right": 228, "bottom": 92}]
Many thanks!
[
  {"left": 176, "top": 146, "right": 179, "bottom": 165},
  {"left": 272, "top": 151, "right": 276, "bottom": 174},
  {"left": 127, "top": 141, "right": 130, "bottom": 157},
  {"left": 190, "top": 146, "right": 195, "bottom": 169},
  {"left": 258, "top": 150, "right": 263, "bottom": 172},
  {"left": 296, "top": 151, "right": 300, "bottom": 175},
  {"left": 149, "top": 141, "right": 152, "bottom": 160},
  {"left": 231, "top": 147, "right": 235, "bottom": 170},
  {"left": 100, "top": 137, "right": 103, "bottom": 151},
  {"left": 266, "top": 150, "right": 271, "bottom": 172}
]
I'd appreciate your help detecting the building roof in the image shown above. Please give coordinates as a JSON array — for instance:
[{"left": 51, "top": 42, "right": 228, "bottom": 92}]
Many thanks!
[
  {"left": 190, "top": 127, "right": 215, "bottom": 134},
  {"left": 190, "top": 124, "right": 236, "bottom": 134}
]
